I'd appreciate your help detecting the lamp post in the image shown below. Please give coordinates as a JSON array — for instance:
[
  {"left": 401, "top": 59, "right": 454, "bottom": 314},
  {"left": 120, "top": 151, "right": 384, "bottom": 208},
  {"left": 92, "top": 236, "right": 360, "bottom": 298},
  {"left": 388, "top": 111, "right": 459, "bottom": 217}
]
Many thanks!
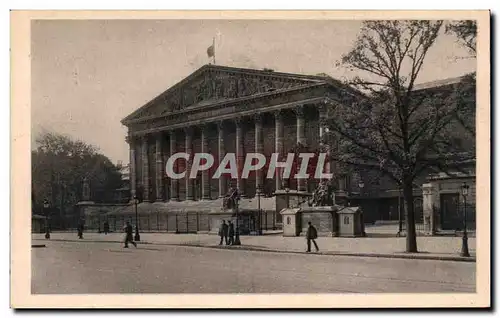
[
  {"left": 460, "top": 182, "right": 470, "bottom": 257},
  {"left": 133, "top": 196, "right": 140, "bottom": 242},
  {"left": 234, "top": 191, "right": 241, "bottom": 245},
  {"left": 257, "top": 187, "right": 262, "bottom": 235},
  {"left": 358, "top": 181, "right": 366, "bottom": 236},
  {"left": 285, "top": 187, "right": 290, "bottom": 208},
  {"left": 43, "top": 199, "right": 50, "bottom": 239},
  {"left": 397, "top": 187, "right": 403, "bottom": 237}
]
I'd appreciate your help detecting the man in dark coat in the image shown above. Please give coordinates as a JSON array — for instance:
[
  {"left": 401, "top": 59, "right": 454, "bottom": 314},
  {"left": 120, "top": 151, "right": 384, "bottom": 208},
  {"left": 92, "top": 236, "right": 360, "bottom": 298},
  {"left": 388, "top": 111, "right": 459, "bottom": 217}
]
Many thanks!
[
  {"left": 306, "top": 222, "right": 319, "bottom": 252},
  {"left": 103, "top": 221, "right": 110, "bottom": 235},
  {"left": 228, "top": 221, "right": 235, "bottom": 245},
  {"left": 77, "top": 223, "right": 84, "bottom": 239},
  {"left": 123, "top": 221, "right": 137, "bottom": 248},
  {"left": 219, "top": 220, "right": 229, "bottom": 245}
]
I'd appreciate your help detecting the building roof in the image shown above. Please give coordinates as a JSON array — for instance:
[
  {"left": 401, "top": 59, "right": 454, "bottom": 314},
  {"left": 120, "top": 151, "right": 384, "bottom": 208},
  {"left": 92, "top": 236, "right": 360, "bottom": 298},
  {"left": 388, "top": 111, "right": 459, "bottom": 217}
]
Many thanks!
[
  {"left": 413, "top": 75, "right": 471, "bottom": 91},
  {"left": 121, "top": 64, "right": 360, "bottom": 125}
]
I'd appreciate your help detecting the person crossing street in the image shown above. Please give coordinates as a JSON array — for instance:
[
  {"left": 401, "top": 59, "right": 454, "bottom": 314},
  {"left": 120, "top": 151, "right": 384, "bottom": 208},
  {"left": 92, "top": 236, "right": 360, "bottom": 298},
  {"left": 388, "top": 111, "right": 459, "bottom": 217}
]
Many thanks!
[
  {"left": 123, "top": 221, "right": 137, "bottom": 248},
  {"left": 306, "top": 222, "right": 319, "bottom": 252}
]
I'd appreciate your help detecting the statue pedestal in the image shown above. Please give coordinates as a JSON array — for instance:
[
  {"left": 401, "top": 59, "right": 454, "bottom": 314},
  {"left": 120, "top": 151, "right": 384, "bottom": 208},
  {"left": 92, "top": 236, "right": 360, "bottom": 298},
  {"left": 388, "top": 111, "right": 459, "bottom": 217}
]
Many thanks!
[
  {"left": 299, "top": 206, "right": 341, "bottom": 237},
  {"left": 275, "top": 190, "right": 311, "bottom": 223}
]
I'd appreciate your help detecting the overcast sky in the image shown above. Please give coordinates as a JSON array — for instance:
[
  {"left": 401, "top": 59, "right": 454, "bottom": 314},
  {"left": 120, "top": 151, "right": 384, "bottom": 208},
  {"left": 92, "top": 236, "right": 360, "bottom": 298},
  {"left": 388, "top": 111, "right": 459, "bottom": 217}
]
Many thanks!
[{"left": 31, "top": 19, "right": 476, "bottom": 163}]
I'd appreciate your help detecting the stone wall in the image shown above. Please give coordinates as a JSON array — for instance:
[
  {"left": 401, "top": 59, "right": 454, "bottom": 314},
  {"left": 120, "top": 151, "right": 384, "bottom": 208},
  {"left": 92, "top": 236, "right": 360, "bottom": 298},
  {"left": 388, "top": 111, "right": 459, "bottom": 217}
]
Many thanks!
[{"left": 77, "top": 202, "right": 277, "bottom": 234}]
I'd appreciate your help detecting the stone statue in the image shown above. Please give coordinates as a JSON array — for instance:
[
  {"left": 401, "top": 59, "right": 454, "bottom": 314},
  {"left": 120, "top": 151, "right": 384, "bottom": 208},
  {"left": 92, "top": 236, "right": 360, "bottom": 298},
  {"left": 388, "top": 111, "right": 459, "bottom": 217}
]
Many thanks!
[
  {"left": 309, "top": 180, "right": 335, "bottom": 207},
  {"left": 227, "top": 78, "right": 237, "bottom": 98},
  {"left": 82, "top": 176, "right": 91, "bottom": 201},
  {"left": 222, "top": 187, "right": 240, "bottom": 210}
]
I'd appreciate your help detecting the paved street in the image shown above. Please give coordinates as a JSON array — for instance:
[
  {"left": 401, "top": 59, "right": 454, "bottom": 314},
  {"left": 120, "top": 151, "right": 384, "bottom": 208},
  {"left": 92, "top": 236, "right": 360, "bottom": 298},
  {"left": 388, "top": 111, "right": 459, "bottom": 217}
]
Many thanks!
[
  {"left": 32, "top": 231, "right": 476, "bottom": 261},
  {"left": 32, "top": 240, "right": 476, "bottom": 294}
]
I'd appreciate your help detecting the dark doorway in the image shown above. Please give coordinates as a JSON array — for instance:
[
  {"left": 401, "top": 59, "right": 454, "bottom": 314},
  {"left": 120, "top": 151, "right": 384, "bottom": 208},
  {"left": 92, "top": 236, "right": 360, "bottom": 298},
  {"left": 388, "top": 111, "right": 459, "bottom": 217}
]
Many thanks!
[{"left": 440, "top": 193, "right": 461, "bottom": 230}]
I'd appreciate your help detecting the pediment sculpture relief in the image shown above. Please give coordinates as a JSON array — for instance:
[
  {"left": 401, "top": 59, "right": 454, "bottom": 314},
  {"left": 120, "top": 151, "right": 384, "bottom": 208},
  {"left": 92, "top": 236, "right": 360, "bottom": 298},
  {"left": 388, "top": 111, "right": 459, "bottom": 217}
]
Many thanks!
[{"left": 132, "top": 71, "right": 310, "bottom": 120}]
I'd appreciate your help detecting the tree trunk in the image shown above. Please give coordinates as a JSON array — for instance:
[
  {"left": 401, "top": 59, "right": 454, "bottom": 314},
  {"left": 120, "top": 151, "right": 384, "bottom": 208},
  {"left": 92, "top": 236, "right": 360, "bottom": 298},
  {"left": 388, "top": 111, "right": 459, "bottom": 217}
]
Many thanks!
[{"left": 403, "top": 182, "right": 418, "bottom": 253}]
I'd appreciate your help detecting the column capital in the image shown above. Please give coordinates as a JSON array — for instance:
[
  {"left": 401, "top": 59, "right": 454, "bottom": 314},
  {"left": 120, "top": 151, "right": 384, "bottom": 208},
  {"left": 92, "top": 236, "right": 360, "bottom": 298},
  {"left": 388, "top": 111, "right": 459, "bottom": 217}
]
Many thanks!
[
  {"left": 318, "top": 102, "right": 327, "bottom": 113},
  {"left": 183, "top": 126, "right": 194, "bottom": 136},
  {"left": 273, "top": 110, "right": 284, "bottom": 120},
  {"left": 125, "top": 134, "right": 135, "bottom": 145},
  {"left": 254, "top": 113, "right": 263, "bottom": 124},
  {"left": 153, "top": 131, "right": 164, "bottom": 139},
  {"left": 200, "top": 123, "right": 211, "bottom": 133},
  {"left": 216, "top": 120, "right": 226, "bottom": 131},
  {"left": 140, "top": 134, "right": 149, "bottom": 143},
  {"left": 293, "top": 105, "right": 305, "bottom": 117},
  {"left": 234, "top": 117, "right": 244, "bottom": 128}
]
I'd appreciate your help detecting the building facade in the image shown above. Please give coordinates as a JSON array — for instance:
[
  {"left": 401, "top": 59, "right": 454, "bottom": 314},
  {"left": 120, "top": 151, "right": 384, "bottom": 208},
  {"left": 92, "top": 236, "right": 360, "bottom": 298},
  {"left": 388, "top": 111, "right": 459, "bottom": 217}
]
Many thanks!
[
  {"left": 119, "top": 64, "right": 362, "bottom": 228},
  {"left": 76, "top": 65, "right": 475, "bottom": 235}
]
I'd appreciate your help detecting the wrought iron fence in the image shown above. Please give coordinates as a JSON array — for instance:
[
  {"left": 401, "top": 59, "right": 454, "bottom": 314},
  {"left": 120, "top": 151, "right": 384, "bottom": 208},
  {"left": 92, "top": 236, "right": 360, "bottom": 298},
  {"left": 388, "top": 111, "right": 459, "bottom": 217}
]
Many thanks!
[{"left": 84, "top": 211, "right": 277, "bottom": 234}]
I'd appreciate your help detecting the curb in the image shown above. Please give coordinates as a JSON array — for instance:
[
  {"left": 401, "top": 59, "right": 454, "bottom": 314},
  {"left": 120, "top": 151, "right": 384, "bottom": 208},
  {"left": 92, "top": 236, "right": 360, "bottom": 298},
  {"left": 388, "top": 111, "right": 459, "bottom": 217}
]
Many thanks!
[
  {"left": 32, "top": 238, "right": 475, "bottom": 263},
  {"left": 175, "top": 243, "right": 476, "bottom": 263}
]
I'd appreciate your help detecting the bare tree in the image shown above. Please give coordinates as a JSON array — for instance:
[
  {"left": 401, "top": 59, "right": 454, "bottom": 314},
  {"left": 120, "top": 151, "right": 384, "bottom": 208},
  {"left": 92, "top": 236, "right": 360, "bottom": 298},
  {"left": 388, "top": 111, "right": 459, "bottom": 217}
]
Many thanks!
[
  {"left": 327, "top": 21, "right": 475, "bottom": 252},
  {"left": 446, "top": 20, "right": 477, "bottom": 57}
]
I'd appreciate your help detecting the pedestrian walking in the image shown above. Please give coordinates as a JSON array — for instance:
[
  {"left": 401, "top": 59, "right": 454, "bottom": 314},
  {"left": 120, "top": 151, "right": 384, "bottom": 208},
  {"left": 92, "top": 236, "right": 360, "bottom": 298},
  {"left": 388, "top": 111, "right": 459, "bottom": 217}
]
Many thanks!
[
  {"left": 228, "top": 221, "right": 235, "bottom": 245},
  {"left": 103, "top": 221, "right": 110, "bottom": 235},
  {"left": 306, "top": 222, "right": 319, "bottom": 252},
  {"left": 77, "top": 223, "right": 84, "bottom": 239},
  {"left": 123, "top": 221, "right": 137, "bottom": 248},
  {"left": 219, "top": 220, "right": 229, "bottom": 245}
]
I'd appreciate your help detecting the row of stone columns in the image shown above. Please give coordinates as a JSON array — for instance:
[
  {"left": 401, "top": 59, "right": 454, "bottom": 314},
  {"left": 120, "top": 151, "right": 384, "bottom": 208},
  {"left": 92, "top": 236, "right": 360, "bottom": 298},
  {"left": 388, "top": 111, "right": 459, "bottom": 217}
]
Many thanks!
[{"left": 128, "top": 104, "right": 328, "bottom": 202}]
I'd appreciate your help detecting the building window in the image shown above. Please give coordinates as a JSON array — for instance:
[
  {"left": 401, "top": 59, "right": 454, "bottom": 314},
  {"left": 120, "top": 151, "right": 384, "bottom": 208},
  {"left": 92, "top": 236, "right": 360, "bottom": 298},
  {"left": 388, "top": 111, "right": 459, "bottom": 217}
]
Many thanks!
[
  {"left": 344, "top": 216, "right": 350, "bottom": 225},
  {"left": 287, "top": 217, "right": 291, "bottom": 225}
]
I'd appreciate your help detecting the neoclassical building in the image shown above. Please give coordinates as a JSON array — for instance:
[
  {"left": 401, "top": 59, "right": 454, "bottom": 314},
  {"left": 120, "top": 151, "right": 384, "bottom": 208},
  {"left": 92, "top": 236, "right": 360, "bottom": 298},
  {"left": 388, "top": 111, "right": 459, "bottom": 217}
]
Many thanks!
[
  {"left": 75, "top": 65, "right": 475, "bottom": 235},
  {"left": 118, "top": 64, "right": 362, "bottom": 229}
]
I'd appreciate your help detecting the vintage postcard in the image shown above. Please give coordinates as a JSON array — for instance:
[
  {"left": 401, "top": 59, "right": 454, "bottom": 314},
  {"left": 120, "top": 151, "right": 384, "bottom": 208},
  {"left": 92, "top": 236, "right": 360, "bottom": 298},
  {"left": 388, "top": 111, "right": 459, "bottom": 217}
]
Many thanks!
[{"left": 11, "top": 10, "right": 490, "bottom": 308}]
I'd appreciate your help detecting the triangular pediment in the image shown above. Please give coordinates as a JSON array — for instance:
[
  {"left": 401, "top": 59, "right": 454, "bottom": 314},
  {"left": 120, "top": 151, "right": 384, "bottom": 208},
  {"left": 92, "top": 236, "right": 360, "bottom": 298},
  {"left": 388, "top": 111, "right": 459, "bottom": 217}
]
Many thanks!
[{"left": 122, "top": 65, "right": 327, "bottom": 124}]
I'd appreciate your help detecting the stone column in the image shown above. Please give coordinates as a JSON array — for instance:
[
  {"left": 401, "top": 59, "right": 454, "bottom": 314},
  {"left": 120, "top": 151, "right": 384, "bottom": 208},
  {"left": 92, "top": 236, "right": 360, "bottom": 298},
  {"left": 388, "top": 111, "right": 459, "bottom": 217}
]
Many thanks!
[
  {"left": 169, "top": 130, "right": 178, "bottom": 201},
  {"left": 235, "top": 118, "right": 245, "bottom": 196},
  {"left": 141, "top": 135, "right": 150, "bottom": 202},
  {"left": 217, "top": 121, "right": 226, "bottom": 198},
  {"left": 201, "top": 125, "right": 211, "bottom": 200},
  {"left": 274, "top": 110, "right": 284, "bottom": 191},
  {"left": 155, "top": 132, "right": 164, "bottom": 201},
  {"left": 295, "top": 105, "right": 306, "bottom": 192},
  {"left": 255, "top": 113, "right": 264, "bottom": 192},
  {"left": 318, "top": 103, "right": 331, "bottom": 179},
  {"left": 184, "top": 127, "right": 194, "bottom": 200},
  {"left": 126, "top": 135, "right": 137, "bottom": 200},
  {"left": 422, "top": 183, "right": 436, "bottom": 235}
]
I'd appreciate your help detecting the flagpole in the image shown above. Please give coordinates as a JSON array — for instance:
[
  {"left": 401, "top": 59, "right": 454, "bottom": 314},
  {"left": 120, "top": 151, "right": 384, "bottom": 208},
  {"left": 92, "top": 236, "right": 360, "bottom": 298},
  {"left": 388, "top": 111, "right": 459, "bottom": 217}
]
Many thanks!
[{"left": 213, "top": 37, "right": 216, "bottom": 65}]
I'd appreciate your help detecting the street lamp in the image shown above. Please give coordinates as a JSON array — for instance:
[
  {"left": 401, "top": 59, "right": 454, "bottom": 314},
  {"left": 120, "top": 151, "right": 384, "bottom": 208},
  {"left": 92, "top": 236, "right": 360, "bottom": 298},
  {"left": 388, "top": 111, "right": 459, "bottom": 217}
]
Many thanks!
[
  {"left": 133, "top": 196, "right": 140, "bottom": 242},
  {"left": 358, "top": 181, "right": 366, "bottom": 236},
  {"left": 460, "top": 182, "right": 470, "bottom": 257},
  {"left": 257, "top": 187, "right": 262, "bottom": 235},
  {"left": 397, "top": 187, "right": 403, "bottom": 237},
  {"left": 285, "top": 187, "right": 290, "bottom": 208},
  {"left": 234, "top": 191, "right": 241, "bottom": 245},
  {"left": 43, "top": 199, "right": 50, "bottom": 239},
  {"left": 358, "top": 181, "right": 365, "bottom": 208}
]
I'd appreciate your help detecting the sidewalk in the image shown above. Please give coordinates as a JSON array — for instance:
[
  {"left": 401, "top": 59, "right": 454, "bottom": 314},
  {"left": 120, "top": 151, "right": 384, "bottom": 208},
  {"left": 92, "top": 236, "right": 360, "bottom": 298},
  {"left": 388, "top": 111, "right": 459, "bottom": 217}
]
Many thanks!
[{"left": 32, "top": 231, "right": 476, "bottom": 262}]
